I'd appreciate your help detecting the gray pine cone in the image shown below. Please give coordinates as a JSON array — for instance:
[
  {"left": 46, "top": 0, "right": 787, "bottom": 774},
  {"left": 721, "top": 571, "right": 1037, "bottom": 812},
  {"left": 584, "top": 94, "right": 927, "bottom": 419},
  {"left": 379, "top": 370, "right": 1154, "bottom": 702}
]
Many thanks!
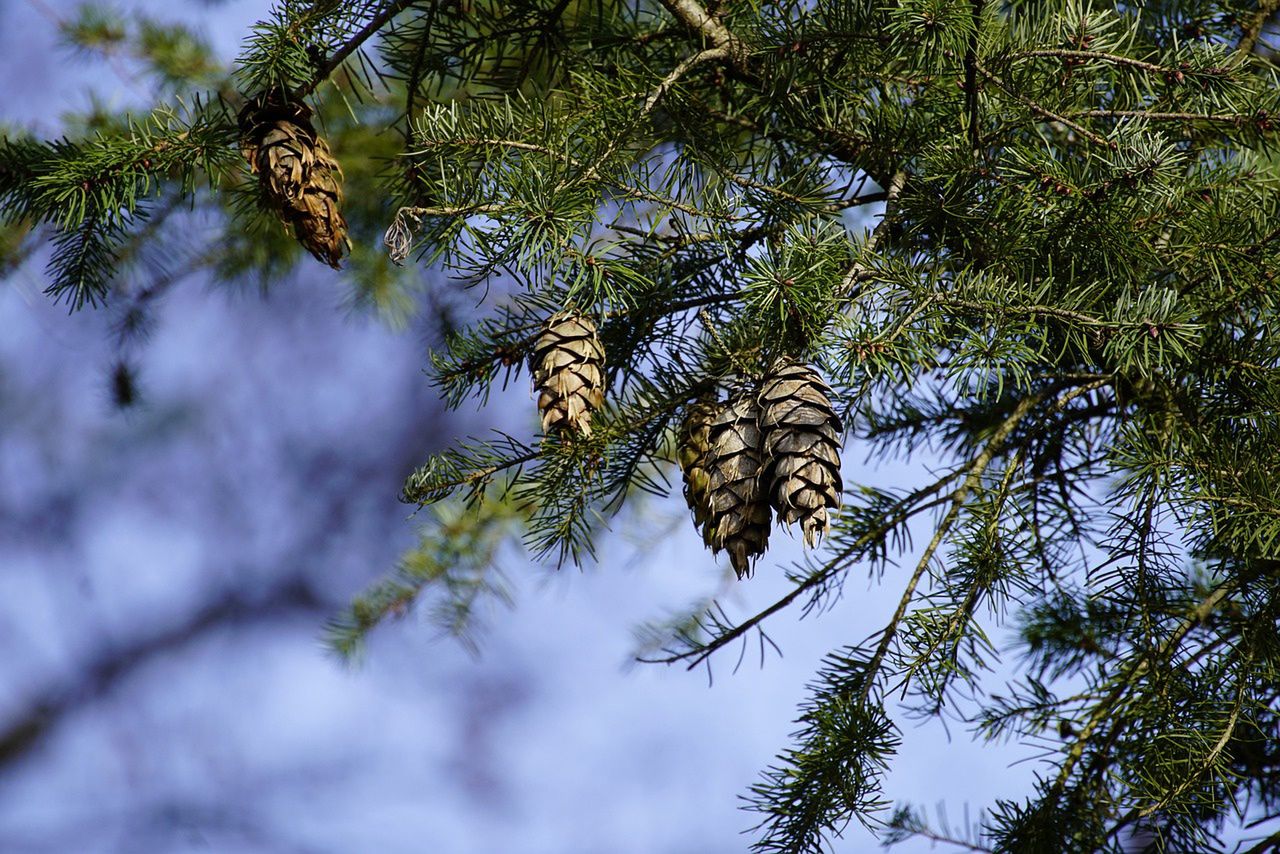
[
  {"left": 531, "top": 311, "right": 606, "bottom": 437},
  {"left": 759, "top": 359, "right": 843, "bottom": 547},
  {"left": 705, "top": 393, "right": 771, "bottom": 578}
]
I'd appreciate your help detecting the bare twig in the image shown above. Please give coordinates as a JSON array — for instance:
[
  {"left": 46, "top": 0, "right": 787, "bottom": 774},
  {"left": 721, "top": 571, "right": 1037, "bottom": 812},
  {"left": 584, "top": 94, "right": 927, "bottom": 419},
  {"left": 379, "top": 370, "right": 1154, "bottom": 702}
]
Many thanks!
[
  {"left": 839, "top": 170, "right": 907, "bottom": 295},
  {"left": 294, "top": 0, "right": 420, "bottom": 100},
  {"left": 642, "top": 46, "right": 731, "bottom": 115}
]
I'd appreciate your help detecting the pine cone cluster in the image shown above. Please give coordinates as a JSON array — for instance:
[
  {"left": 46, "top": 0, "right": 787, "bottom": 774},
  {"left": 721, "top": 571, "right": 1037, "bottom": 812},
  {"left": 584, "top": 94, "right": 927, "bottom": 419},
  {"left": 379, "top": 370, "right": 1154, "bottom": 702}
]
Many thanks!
[
  {"left": 531, "top": 311, "right": 605, "bottom": 437},
  {"left": 679, "top": 359, "right": 843, "bottom": 578},
  {"left": 239, "top": 96, "right": 348, "bottom": 268}
]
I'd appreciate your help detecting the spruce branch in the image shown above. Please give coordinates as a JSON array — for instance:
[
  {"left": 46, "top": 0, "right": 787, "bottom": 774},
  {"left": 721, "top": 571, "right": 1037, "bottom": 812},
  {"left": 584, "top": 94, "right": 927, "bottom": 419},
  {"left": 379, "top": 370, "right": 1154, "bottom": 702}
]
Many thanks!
[
  {"left": 293, "top": 0, "right": 419, "bottom": 99},
  {"left": 1238, "top": 0, "right": 1280, "bottom": 56}
]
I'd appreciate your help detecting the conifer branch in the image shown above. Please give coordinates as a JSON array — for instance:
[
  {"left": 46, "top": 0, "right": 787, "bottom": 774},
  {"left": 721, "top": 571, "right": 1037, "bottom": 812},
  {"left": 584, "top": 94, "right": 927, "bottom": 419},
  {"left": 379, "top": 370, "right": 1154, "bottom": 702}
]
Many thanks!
[
  {"left": 293, "top": 0, "right": 420, "bottom": 99},
  {"left": 1238, "top": 0, "right": 1280, "bottom": 56},
  {"left": 973, "top": 61, "right": 1113, "bottom": 148},
  {"left": 856, "top": 389, "right": 1046, "bottom": 707},
  {"left": 642, "top": 46, "right": 732, "bottom": 115},
  {"left": 1048, "top": 577, "right": 1243, "bottom": 805}
]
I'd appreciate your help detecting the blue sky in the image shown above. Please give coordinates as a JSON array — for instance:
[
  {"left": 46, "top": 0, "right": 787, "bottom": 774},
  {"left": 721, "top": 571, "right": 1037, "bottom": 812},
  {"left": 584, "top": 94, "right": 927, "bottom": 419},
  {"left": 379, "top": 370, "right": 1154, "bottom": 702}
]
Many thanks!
[{"left": 0, "top": 3, "right": 1042, "bottom": 851}]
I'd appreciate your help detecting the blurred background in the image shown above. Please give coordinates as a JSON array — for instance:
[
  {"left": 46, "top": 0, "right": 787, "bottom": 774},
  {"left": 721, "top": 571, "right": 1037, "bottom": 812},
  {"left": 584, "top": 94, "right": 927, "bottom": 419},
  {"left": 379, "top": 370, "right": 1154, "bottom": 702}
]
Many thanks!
[{"left": 0, "top": 1, "right": 1037, "bottom": 851}]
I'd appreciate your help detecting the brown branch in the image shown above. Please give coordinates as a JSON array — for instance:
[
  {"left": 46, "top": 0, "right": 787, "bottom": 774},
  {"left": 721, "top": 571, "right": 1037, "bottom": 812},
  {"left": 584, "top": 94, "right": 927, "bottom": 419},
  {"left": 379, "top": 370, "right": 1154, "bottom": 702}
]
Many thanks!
[
  {"left": 293, "top": 0, "right": 421, "bottom": 100},
  {"left": 973, "top": 61, "right": 1113, "bottom": 149},
  {"left": 1238, "top": 0, "right": 1280, "bottom": 56}
]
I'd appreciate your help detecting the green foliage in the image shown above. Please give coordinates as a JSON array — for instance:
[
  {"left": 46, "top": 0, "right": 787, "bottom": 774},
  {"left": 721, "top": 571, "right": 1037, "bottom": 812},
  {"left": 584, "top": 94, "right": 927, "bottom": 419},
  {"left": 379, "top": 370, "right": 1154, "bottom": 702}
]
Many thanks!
[
  {"left": 327, "top": 489, "right": 529, "bottom": 657},
  {"left": 10, "top": 0, "right": 1280, "bottom": 850}
]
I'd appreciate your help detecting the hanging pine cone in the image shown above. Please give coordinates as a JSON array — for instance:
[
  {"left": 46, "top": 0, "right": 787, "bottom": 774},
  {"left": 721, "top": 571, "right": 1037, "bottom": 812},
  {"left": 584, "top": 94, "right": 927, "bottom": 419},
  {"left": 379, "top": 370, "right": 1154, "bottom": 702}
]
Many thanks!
[
  {"left": 705, "top": 392, "right": 771, "bottom": 578},
  {"left": 531, "top": 311, "right": 606, "bottom": 437},
  {"left": 759, "top": 359, "right": 844, "bottom": 548},
  {"left": 238, "top": 95, "right": 348, "bottom": 268},
  {"left": 678, "top": 395, "right": 718, "bottom": 545}
]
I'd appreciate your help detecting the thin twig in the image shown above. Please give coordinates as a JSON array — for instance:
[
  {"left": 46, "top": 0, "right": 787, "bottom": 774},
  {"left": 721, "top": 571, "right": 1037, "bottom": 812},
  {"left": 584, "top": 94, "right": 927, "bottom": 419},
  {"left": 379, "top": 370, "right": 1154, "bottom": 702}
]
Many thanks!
[
  {"left": 1016, "top": 49, "right": 1179, "bottom": 75},
  {"left": 973, "top": 61, "right": 1113, "bottom": 149},
  {"left": 294, "top": 0, "right": 419, "bottom": 100},
  {"left": 642, "top": 46, "right": 731, "bottom": 115},
  {"left": 839, "top": 170, "right": 907, "bottom": 295},
  {"left": 1074, "top": 109, "right": 1256, "bottom": 124}
]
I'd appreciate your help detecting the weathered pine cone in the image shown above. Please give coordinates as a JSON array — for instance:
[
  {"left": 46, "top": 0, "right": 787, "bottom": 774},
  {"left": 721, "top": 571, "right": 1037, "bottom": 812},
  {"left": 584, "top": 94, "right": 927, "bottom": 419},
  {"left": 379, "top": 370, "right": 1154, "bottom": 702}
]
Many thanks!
[
  {"left": 239, "top": 95, "right": 348, "bottom": 268},
  {"left": 705, "top": 391, "right": 771, "bottom": 578},
  {"left": 758, "top": 358, "right": 843, "bottom": 547},
  {"left": 531, "top": 310, "right": 606, "bottom": 437}
]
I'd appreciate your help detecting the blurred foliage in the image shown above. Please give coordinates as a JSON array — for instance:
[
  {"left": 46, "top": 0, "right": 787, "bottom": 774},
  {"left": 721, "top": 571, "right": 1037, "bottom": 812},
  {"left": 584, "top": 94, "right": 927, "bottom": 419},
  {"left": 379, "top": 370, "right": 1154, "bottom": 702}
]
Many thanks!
[{"left": 8, "top": 0, "right": 1280, "bottom": 852}]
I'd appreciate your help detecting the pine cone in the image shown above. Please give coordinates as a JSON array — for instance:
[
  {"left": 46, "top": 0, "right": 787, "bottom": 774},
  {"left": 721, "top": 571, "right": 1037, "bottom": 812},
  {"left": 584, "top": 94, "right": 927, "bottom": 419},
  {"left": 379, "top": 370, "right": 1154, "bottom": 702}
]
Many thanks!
[
  {"left": 239, "top": 96, "right": 349, "bottom": 268},
  {"left": 759, "top": 359, "right": 844, "bottom": 547},
  {"left": 705, "top": 393, "right": 771, "bottom": 578},
  {"left": 678, "top": 395, "right": 718, "bottom": 545},
  {"left": 531, "top": 311, "right": 606, "bottom": 437}
]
